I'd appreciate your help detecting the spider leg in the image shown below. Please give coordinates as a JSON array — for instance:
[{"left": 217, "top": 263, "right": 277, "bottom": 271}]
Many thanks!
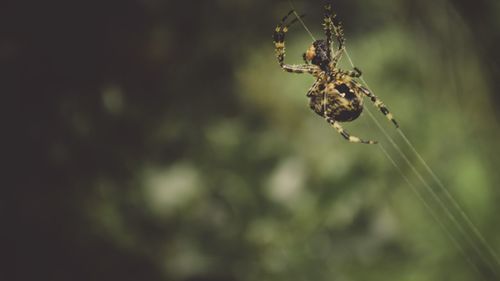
[
  {"left": 306, "top": 79, "right": 320, "bottom": 97},
  {"left": 323, "top": 1, "right": 345, "bottom": 61},
  {"left": 341, "top": 67, "right": 362, "bottom": 78},
  {"left": 306, "top": 78, "right": 322, "bottom": 97},
  {"left": 326, "top": 117, "right": 377, "bottom": 144},
  {"left": 323, "top": 2, "right": 334, "bottom": 60},
  {"left": 282, "top": 64, "right": 317, "bottom": 74},
  {"left": 329, "top": 49, "right": 343, "bottom": 69},
  {"left": 359, "top": 85, "right": 399, "bottom": 128},
  {"left": 274, "top": 11, "right": 318, "bottom": 74}
]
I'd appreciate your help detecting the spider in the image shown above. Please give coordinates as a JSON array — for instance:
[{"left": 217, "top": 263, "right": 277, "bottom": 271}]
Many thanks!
[{"left": 273, "top": 3, "right": 399, "bottom": 144}]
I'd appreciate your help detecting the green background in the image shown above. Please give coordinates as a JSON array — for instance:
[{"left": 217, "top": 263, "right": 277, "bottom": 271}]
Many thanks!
[{"left": 5, "top": 0, "right": 500, "bottom": 280}]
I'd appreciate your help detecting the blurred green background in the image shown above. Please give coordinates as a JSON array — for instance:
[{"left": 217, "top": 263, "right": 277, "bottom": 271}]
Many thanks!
[{"left": 4, "top": 0, "right": 500, "bottom": 280}]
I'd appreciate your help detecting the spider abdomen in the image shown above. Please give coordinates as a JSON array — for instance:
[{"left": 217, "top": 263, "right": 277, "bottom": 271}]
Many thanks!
[{"left": 309, "top": 81, "right": 364, "bottom": 122}]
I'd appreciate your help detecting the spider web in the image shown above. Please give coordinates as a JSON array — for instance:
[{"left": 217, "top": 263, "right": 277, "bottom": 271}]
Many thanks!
[{"left": 287, "top": 0, "right": 500, "bottom": 278}]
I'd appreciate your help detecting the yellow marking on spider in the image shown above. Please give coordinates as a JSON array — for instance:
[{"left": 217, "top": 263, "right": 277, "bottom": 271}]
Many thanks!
[
  {"left": 342, "top": 76, "right": 352, "bottom": 83},
  {"left": 275, "top": 42, "right": 285, "bottom": 48},
  {"left": 326, "top": 83, "right": 336, "bottom": 93},
  {"left": 338, "top": 99, "right": 350, "bottom": 107},
  {"left": 305, "top": 45, "right": 316, "bottom": 61},
  {"left": 349, "top": 136, "right": 361, "bottom": 143}
]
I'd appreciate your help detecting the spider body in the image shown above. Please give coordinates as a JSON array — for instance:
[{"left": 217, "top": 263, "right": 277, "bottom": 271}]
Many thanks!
[
  {"left": 309, "top": 76, "right": 364, "bottom": 122},
  {"left": 273, "top": 4, "right": 399, "bottom": 144}
]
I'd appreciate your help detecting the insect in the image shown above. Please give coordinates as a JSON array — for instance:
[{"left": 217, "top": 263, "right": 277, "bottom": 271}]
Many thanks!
[{"left": 273, "top": 3, "right": 399, "bottom": 144}]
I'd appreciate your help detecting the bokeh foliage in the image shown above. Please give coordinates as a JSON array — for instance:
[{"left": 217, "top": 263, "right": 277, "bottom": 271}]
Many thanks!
[{"left": 4, "top": 0, "right": 500, "bottom": 280}]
